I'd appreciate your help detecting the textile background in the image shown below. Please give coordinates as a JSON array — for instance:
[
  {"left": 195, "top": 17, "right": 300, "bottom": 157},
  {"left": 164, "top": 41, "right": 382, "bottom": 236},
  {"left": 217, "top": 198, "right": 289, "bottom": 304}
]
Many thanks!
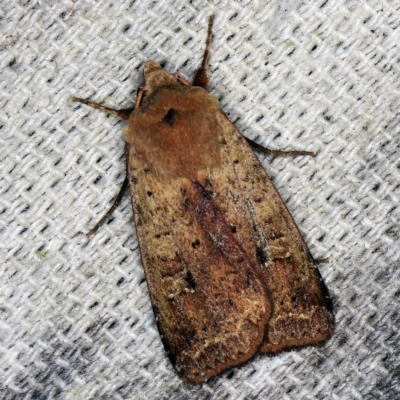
[{"left": 1, "top": 0, "right": 399, "bottom": 398}]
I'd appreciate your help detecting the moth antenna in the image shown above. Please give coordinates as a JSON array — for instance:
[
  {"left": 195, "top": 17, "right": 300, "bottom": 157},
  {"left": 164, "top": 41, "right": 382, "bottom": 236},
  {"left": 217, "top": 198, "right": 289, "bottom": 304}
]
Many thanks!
[
  {"left": 193, "top": 15, "right": 214, "bottom": 88},
  {"left": 201, "top": 15, "right": 214, "bottom": 71},
  {"left": 72, "top": 97, "right": 133, "bottom": 121}
]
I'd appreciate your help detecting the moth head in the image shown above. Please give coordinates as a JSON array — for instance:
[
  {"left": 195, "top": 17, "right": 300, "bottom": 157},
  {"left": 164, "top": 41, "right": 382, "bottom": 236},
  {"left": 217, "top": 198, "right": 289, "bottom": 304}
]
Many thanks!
[{"left": 144, "top": 60, "right": 179, "bottom": 93}]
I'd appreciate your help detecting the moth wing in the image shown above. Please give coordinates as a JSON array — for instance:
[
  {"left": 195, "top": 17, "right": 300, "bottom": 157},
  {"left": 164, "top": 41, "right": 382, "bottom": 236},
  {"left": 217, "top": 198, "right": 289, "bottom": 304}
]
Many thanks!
[
  {"left": 125, "top": 88, "right": 271, "bottom": 383},
  {"left": 210, "top": 112, "right": 334, "bottom": 353},
  {"left": 125, "top": 84, "right": 333, "bottom": 383}
]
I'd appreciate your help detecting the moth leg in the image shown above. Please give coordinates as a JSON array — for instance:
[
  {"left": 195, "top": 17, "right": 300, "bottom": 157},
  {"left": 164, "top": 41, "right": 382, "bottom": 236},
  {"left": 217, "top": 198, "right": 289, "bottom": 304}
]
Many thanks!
[
  {"left": 86, "top": 177, "right": 129, "bottom": 237},
  {"left": 134, "top": 85, "right": 147, "bottom": 108},
  {"left": 314, "top": 257, "right": 330, "bottom": 264},
  {"left": 247, "top": 138, "right": 315, "bottom": 157},
  {"left": 193, "top": 15, "right": 214, "bottom": 88},
  {"left": 172, "top": 73, "right": 191, "bottom": 86}
]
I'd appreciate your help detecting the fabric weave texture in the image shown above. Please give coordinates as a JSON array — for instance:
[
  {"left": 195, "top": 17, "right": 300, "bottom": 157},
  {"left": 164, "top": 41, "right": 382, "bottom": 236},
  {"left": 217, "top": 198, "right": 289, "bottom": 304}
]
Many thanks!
[{"left": 1, "top": 1, "right": 399, "bottom": 399}]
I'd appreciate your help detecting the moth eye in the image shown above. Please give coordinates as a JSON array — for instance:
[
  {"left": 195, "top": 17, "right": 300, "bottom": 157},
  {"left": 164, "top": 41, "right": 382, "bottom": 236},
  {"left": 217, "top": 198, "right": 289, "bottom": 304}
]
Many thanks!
[{"left": 162, "top": 108, "right": 175, "bottom": 126}]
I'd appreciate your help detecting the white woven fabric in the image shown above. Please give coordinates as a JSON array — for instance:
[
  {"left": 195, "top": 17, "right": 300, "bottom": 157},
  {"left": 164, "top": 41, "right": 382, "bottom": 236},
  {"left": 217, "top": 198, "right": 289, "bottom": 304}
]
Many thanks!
[{"left": 1, "top": 0, "right": 399, "bottom": 398}]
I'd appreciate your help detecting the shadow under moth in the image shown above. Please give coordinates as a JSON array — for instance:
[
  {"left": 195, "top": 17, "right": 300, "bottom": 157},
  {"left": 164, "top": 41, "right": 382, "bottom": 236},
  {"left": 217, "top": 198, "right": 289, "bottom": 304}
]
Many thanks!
[{"left": 73, "top": 16, "right": 334, "bottom": 384}]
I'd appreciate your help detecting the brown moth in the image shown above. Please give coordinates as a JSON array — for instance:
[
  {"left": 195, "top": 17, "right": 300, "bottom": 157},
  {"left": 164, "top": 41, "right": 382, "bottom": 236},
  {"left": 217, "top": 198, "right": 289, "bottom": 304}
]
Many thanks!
[{"left": 73, "top": 16, "right": 334, "bottom": 384}]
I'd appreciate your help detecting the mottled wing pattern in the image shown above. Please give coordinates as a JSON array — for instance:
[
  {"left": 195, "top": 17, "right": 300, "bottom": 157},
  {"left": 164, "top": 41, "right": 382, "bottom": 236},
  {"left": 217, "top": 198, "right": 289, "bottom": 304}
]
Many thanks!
[
  {"left": 210, "top": 112, "right": 334, "bottom": 353},
  {"left": 126, "top": 91, "right": 271, "bottom": 383},
  {"left": 125, "top": 84, "right": 333, "bottom": 383}
]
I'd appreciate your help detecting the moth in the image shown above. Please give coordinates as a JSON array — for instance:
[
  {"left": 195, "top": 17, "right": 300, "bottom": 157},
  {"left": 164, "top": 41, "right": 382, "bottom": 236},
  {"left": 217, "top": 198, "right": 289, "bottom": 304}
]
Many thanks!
[{"left": 73, "top": 16, "right": 334, "bottom": 384}]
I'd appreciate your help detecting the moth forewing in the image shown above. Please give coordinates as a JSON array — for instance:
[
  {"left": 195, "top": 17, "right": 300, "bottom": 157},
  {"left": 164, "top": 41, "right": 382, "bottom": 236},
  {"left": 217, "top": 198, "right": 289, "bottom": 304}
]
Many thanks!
[
  {"left": 216, "top": 114, "right": 334, "bottom": 353},
  {"left": 124, "top": 70, "right": 272, "bottom": 383}
]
